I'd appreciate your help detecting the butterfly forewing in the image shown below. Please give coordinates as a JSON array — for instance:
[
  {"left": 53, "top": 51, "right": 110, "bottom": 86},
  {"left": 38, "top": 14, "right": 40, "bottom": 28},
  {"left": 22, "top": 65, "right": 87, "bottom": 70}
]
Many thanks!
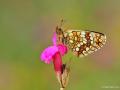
[{"left": 63, "top": 30, "right": 106, "bottom": 57}]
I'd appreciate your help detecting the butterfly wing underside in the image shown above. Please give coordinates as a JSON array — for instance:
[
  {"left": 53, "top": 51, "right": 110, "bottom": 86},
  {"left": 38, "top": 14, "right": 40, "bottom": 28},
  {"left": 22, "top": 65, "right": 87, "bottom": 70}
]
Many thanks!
[{"left": 63, "top": 30, "right": 106, "bottom": 57}]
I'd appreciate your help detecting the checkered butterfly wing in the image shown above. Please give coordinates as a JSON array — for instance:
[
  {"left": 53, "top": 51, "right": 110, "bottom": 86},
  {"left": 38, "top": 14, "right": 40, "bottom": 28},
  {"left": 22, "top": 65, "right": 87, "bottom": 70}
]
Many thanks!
[{"left": 63, "top": 30, "right": 106, "bottom": 57}]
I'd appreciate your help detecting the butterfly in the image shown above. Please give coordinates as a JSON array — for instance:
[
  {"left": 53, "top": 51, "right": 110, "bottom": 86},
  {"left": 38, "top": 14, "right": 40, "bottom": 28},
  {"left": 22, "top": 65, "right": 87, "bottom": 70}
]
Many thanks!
[{"left": 56, "top": 20, "right": 106, "bottom": 57}]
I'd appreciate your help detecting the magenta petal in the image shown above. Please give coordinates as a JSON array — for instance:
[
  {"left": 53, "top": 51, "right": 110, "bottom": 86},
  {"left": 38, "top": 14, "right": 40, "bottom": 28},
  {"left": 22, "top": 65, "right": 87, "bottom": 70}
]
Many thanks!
[
  {"left": 52, "top": 32, "right": 57, "bottom": 45},
  {"left": 40, "top": 46, "right": 58, "bottom": 64},
  {"left": 57, "top": 44, "right": 68, "bottom": 56},
  {"left": 53, "top": 52, "right": 62, "bottom": 73}
]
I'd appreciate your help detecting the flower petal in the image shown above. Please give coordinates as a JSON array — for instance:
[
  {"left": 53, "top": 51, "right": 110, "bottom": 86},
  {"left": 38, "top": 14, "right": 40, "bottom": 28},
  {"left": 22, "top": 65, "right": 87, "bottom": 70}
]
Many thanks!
[
  {"left": 53, "top": 52, "right": 62, "bottom": 73},
  {"left": 40, "top": 46, "right": 58, "bottom": 64},
  {"left": 57, "top": 44, "right": 68, "bottom": 56}
]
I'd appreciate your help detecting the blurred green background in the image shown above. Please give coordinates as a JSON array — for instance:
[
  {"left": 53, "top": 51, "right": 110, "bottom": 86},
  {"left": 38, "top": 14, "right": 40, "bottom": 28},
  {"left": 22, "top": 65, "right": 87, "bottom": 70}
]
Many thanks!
[{"left": 0, "top": 0, "right": 120, "bottom": 90}]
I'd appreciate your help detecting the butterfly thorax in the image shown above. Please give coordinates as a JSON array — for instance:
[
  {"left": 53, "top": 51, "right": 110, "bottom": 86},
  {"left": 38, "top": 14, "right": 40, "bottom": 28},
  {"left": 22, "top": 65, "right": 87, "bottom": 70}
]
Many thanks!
[{"left": 56, "top": 26, "right": 67, "bottom": 45}]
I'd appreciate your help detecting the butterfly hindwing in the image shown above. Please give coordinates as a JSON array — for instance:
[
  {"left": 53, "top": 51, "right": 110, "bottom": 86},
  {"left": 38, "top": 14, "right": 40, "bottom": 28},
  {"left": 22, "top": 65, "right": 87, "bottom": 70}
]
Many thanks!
[{"left": 63, "top": 30, "right": 106, "bottom": 57}]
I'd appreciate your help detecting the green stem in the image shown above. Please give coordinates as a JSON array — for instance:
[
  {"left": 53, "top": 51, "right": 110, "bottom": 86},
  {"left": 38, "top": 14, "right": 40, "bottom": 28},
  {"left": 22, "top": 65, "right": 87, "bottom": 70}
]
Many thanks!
[{"left": 60, "top": 87, "right": 64, "bottom": 90}]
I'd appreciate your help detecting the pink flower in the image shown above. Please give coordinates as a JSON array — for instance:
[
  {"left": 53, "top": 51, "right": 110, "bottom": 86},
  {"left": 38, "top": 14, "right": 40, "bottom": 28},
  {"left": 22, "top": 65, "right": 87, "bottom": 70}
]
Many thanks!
[
  {"left": 40, "top": 46, "right": 58, "bottom": 64},
  {"left": 52, "top": 52, "right": 62, "bottom": 73},
  {"left": 57, "top": 44, "right": 68, "bottom": 56},
  {"left": 40, "top": 32, "right": 68, "bottom": 73}
]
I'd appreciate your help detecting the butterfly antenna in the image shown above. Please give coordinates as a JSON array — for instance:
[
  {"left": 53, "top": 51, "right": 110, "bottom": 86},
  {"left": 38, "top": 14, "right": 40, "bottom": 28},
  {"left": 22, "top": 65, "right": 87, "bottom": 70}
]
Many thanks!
[
  {"left": 56, "top": 19, "right": 64, "bottom": 30},
  {"left": 59, "top": 19, "right": 64, "bottom": 28},
  {"left": 64, "top": 24, "right": 72, "bottom": 32}
]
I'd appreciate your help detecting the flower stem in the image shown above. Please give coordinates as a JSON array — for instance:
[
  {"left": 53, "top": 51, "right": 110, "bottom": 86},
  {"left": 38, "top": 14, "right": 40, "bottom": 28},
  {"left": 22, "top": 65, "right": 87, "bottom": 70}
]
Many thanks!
[{"left": 60, "top": 87, "right": 64, "bottom": 90}]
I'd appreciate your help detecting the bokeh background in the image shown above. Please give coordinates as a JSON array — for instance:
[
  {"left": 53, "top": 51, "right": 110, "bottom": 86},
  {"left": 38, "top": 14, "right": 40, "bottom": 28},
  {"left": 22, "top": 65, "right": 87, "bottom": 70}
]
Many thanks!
[{"left": 0, "top": 0, "right": 120, "bottom": 90}]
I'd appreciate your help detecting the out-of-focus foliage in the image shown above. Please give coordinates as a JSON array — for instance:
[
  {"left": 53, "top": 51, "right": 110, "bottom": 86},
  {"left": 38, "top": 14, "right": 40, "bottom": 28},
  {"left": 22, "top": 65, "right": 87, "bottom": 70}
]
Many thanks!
[{"left": 0, "top": 0, "right": 120, "bottom": 90}]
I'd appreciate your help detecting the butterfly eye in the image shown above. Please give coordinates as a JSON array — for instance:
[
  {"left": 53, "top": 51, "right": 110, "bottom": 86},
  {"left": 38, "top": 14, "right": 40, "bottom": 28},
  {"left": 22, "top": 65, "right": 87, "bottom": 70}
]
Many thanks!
[{"left": 56, "top": 27, "right": 63, "bottom": 35}]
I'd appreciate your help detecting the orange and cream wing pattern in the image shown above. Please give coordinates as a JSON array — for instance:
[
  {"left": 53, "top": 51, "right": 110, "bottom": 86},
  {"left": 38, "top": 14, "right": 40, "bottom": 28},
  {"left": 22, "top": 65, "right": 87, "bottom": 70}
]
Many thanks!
[{"left": 63, "top": 30, "right": 106, "bottom": 57}]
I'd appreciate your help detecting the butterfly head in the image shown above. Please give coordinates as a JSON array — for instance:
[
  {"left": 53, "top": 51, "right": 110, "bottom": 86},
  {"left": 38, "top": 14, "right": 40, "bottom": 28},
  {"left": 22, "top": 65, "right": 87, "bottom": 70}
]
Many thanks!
[{"left": 56, "top": 26, "right": 63, "bottom": 35}]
